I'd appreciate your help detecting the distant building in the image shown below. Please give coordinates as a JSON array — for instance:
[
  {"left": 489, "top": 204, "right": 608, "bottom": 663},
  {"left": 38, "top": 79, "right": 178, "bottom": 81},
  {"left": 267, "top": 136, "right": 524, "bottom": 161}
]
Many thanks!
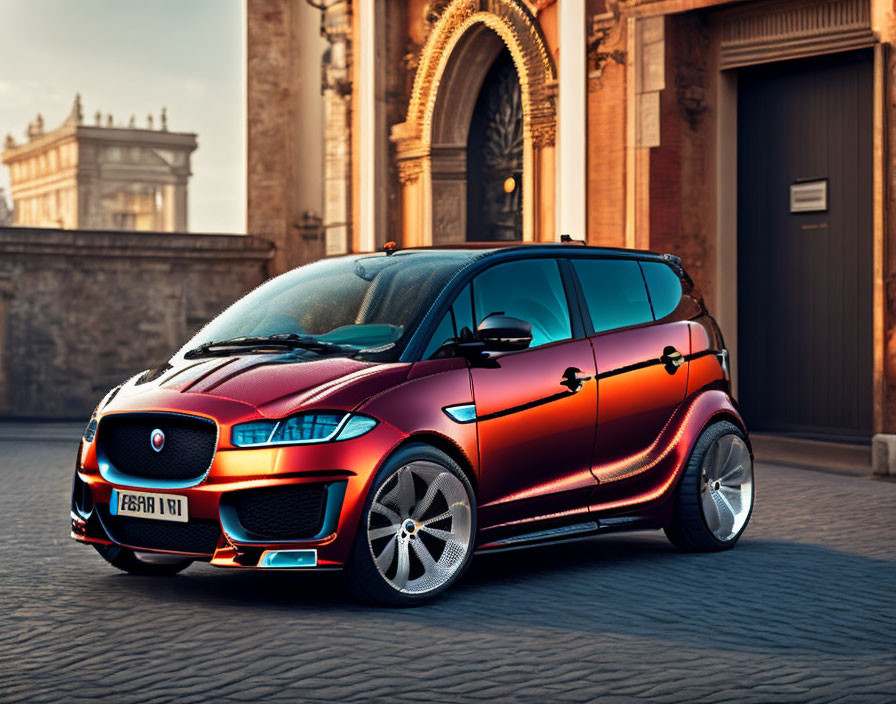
[{"left": 1, "top": 95, "right": 197, "bottom": 231}]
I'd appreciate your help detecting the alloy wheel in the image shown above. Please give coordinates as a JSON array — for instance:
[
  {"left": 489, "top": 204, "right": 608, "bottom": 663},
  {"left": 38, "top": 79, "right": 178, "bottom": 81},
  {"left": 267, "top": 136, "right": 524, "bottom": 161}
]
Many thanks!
[
  {"left": 367, "top": 461, "right": 472, "bottom": 595},
  {"left": 700, "top": 434, "right": 753, "bottom": 542}
]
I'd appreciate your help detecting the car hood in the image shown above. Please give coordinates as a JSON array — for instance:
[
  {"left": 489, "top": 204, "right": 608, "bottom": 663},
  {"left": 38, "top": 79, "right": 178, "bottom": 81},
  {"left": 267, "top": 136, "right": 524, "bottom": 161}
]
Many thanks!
[{"left": 107, "top": 354, "right": 412, "bottom": 419}]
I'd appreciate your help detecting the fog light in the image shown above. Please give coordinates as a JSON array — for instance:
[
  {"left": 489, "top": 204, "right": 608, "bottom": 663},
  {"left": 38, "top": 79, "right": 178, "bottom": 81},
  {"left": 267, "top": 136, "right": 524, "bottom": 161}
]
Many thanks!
[{"left": 258, "top": 549, "right": 318, "bottom": 568}]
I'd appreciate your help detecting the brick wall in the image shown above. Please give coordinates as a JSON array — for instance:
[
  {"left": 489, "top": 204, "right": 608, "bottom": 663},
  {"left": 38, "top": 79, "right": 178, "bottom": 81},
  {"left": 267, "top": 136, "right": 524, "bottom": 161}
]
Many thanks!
[{"left": 0, "top": 227, "right": 273, "bottom": 419}]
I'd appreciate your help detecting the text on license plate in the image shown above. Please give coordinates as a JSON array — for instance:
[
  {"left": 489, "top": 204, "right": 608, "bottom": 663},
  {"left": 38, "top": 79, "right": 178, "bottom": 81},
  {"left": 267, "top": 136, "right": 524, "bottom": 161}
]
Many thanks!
[{"left": 110, "top": 489, "right": 188, "bottom": 523}]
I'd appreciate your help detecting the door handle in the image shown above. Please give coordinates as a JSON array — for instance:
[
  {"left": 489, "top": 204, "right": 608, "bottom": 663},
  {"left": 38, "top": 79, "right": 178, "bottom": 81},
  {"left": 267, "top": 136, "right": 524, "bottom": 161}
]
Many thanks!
[
  {"left": 560, "top": 367, "right": 592, "bottom": 393},
  {"left": 661, "top": 346, "right": 685, "bottom": 374}
]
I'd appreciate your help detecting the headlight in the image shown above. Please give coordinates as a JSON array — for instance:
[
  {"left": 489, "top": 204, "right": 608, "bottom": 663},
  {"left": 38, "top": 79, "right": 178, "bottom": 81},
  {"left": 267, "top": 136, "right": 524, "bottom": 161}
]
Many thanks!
[
  {"left": 83, "top": 384, "right": 123, "bottom": 444},
  {"left": 83, "top": 417, "right": 98, "bottom": 443},
  {"left": 231, "top": 412, "right": 378, "bottom": 447}
]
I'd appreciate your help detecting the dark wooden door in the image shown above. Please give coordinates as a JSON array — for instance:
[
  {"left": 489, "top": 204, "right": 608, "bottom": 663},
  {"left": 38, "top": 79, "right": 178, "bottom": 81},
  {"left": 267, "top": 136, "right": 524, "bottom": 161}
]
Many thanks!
[
  {"left": 466, "top": 49, "right": 523, "bottom": 242},
  {"left": 737, "top": 50, "right": 873, "bottom": 441}
]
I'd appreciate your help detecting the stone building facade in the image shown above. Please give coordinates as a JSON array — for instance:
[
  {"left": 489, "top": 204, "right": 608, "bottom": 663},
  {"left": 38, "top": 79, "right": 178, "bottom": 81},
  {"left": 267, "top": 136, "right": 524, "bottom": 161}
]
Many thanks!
[
  {"left": 2, "top": 95, "right": 197, "bottom": 232},
  {"left": 247, "top": 0, "right": 896, "bottom": 461}
]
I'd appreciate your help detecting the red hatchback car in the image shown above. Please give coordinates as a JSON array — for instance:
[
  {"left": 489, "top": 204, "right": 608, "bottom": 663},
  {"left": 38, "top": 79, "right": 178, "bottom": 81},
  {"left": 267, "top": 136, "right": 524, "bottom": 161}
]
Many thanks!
[{"left": 71, "top": 244, "right": 753, "bottom": 605}]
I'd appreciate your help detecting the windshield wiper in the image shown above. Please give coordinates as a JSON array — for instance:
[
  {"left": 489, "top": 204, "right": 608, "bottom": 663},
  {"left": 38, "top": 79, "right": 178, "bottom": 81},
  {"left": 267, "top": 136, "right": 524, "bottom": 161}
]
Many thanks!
[{"left": 183, "top": 334, "right": 351, "bottom": 359}]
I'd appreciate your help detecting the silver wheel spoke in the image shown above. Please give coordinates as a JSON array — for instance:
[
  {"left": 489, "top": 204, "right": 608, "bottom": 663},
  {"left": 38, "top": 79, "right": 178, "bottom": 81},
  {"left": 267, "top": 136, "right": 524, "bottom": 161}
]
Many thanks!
[
  {"left": 702, "top": 490, "right": 722, "bottom": 532},
  {"left": 718, "top": 435, "right": 735, "bottom": 476},
  {"left": 393, "top": 540, "right": 411, "bottom": 589},
  {"left": 368, "top": 525, "right": 399, "bottom": 541},
  {"left": 704, "top": 442, "right": 721, "bottom": 480},
  {"left": 411, "top": 472, "right": 449, "bottom": 521},
  {"left": 420, "top": 510, "right": 452, "bottom": 527},
  {"left": 714, "top": 491, "right": 736, "bottom": 538},
  {"left": 374, "top": 535, "right": 397, "bottom": 572},
  {"left": 396, "top": 467, "right": 417, "bottom": 517},
  {"left": 719, "top": 463, "right": 745, "bottom": 484},
  {"left": 370, "top": 502, "right": 401, "bottom": 525},
  {"left": 418, "top": 525, "right": 466, "bottom": 550},
  {"left": 410, "top": 538, "right": 439, "bottom": 576}
]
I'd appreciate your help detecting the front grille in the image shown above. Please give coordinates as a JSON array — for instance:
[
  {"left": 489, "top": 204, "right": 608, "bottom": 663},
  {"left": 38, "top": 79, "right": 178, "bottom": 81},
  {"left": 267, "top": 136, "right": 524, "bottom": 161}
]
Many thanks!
[
  {"left": 99, "top": 506, "right": 221, "bottom": 555},
  {"left": 97, "top": 413, "right": 216, "bottom": 481},
  {"left": 232, "top": 485, "right": 328, "bottom": 540}
]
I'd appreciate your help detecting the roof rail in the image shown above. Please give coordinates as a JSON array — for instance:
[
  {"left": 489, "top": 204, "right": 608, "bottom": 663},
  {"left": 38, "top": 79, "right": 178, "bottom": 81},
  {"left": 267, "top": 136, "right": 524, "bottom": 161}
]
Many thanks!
[{"left": 560, "top": 234, "right": 586, "bottom": 245}]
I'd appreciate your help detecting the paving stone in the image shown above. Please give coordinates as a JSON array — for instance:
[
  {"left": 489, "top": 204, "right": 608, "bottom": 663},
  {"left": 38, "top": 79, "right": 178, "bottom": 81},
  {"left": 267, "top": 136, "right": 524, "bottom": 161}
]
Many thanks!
[{"left": 1, "top": 438, "right": 894, "bottom": 703}]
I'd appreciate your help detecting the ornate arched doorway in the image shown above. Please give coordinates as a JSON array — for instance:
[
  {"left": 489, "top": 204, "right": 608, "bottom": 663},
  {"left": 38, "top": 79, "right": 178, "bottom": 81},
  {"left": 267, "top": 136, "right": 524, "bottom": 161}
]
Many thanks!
[{"left": 391, "top": 0, "right": 556, "bottom": 246}]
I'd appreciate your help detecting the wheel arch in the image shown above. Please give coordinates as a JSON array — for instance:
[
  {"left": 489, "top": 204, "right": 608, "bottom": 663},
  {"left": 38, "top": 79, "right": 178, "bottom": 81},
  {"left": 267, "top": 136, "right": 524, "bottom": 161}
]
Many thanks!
[
  {"left": 393, "top": 432, "right": 479, "bottom": 495},
  {"left": 701, "top": 410, "right": 751, "bottom": 454}
]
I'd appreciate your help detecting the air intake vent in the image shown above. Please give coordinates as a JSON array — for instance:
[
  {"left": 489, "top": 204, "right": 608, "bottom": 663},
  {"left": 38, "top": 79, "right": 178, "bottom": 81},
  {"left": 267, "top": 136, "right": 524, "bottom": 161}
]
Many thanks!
[
  {"left": 232, "top": 485, "right": 328, "bottom": 540},
  {"left": 99, "top": 507, "right": 220, "bottom": 555}
]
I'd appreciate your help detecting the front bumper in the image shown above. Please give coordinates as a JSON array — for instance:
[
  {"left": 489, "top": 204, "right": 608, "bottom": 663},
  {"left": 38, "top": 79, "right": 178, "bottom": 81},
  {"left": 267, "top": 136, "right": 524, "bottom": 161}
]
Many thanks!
[{"left": 71, "top": 420, "right": 406, "bottom": 569}]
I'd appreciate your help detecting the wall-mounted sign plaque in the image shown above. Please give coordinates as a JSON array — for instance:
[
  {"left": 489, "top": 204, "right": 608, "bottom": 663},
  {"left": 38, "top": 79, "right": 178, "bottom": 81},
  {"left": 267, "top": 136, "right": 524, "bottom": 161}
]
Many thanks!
[{"left": 790, "top": 179, "right": 828, "bottom": 213}]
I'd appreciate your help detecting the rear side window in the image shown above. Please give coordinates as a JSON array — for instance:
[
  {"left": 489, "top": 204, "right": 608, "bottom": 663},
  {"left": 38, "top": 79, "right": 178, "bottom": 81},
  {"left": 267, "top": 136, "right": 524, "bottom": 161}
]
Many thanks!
[
  {"left": 571, "top": 258, "right": 653, "bottom": 333},
  {"left": 473, "top": 259, "right": 571, "bottom": 348},
  {"left": 640, "top": 261, "right": 682, "bottom": 320}
]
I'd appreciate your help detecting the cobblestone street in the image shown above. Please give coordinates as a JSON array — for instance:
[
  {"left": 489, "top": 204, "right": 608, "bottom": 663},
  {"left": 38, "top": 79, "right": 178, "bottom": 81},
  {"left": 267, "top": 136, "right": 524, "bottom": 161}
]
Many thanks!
[{"left": 2, "top": 430, "right": 894, "bottom": 703}]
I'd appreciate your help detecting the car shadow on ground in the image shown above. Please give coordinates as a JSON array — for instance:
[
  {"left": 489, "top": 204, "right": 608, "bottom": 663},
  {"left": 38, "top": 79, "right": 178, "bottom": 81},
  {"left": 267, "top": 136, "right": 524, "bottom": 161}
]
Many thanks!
[{"left": 96, "top": 530, "right": 895, "bottom": 655}]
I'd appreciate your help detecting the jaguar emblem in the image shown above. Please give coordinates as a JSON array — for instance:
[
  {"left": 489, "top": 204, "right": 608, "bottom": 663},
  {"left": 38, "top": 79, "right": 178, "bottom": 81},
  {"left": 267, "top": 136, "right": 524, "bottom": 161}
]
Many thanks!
[{"left": 150, "top": 428, "right": 165, "bottom": 453}]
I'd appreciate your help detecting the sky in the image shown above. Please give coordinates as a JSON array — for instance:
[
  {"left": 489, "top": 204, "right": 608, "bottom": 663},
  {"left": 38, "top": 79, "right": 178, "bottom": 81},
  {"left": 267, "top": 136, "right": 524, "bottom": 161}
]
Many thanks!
[{"left": 0, "top": 0, "right": 245, "bottom": 233}]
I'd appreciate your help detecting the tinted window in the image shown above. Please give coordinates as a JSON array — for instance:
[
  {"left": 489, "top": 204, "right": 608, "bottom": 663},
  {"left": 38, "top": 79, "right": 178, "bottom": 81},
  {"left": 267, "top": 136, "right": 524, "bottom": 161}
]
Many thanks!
[
  {"left": 421, "top": 284, "right": 474, "bottom": 359},
  {"left": 422, "top": 312, "right": 455, "bottom": 359},
  {"left": 473, "top": 259, "right": 571, "bottom": 348},
  {"left": 177, "top": 251, "right": 474, "bottom": 362},
  {"left": 641, "top": 261, "right": 682, "bottom": 320},
  {"left": 572, "top": 258, "right": 653, "bottom": 333},
  {"left": 452, "top": 283, "right": 475, "bottom": 336}
]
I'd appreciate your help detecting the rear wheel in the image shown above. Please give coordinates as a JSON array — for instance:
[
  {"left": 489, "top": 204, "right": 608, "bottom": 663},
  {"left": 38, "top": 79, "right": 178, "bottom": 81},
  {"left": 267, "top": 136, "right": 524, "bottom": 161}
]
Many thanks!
[
  {"left": 345, "top": 443, "right": 476, "bottom": 606},
  {"left": 664, "top": 421, "right": 754, "bottom": 552},
  {"left": 93, "top": 543, "right": 193, "bottom": 576}
]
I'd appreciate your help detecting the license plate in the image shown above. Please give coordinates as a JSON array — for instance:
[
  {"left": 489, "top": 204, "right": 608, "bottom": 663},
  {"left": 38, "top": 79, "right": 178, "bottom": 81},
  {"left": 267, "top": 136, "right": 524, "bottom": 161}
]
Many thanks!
[{"left": 110, "top": 489, "right": 188, "bottom": 523}]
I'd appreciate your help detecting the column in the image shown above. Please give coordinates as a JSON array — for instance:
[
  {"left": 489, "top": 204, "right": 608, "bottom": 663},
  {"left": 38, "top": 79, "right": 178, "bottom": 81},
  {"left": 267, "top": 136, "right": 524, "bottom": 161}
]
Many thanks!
[
  {"left": 557, "top": 0, "right": 587, "bottom": 240},
  {"left": 358, "top": 0, "right": 376, "bottom": 252}
]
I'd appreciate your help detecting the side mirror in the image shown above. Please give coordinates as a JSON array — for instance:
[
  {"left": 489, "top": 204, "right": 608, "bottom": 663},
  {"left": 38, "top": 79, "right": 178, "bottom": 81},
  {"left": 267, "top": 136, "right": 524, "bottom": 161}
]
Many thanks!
[{"left": 476, "top": 315, "right": 532, "bottom": 352}]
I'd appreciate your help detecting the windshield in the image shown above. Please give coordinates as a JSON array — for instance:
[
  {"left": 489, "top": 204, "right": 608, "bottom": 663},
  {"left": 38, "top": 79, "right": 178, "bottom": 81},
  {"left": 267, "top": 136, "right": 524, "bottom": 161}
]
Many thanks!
[{"left": 175, "top": 251, "right": 475, "bottom": 362}]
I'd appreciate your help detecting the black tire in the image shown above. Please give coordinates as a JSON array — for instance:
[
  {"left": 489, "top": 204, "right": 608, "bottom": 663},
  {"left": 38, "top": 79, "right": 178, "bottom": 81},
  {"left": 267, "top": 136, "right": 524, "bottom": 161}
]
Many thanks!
[
  {"left": 93, "top": 543, "right": 193, "bottom": 576},
  {"left": 664, "top": 420, "right": 754, "bottom": 552},
  {"left": 344, "top": 442, "right": 477, "bottom": 607}
]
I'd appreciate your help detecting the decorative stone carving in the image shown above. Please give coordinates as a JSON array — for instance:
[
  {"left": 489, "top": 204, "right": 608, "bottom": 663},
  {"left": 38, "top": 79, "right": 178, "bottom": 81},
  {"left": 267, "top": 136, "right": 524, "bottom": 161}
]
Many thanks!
[
  {"left": 393, "top": 0, "right": 557, "bottom": 162},
  {"left": 26, "top": 114, "right": 44, "bottom": 141},
  {"left": 397, "top": 158, "right": 424, "bottom": 185},
  {"left": 64, "top": 94, "right": 83, "bottom": 127},
  {"left": 587, "top": 20, "right": 626, "bottom": 90},
  {"left": 719, "top": 0, "right": 873, "bottom": 69}
]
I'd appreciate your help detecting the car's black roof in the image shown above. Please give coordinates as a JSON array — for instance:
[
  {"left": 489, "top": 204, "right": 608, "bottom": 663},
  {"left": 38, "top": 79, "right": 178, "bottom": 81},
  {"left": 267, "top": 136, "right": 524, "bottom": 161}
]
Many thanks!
[{"left": 386, "top": 242, "right": 672, "bottom": 263}]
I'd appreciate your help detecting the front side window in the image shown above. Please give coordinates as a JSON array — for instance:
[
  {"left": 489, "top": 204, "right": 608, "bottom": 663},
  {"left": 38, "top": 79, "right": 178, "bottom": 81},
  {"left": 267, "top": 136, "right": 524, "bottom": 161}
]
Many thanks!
[
  {"left": 572, "top": 258, "right": 653, "bottom": 333},
  {"left": 472, "top": 259, "right": 571, "bottom": 349},
  {"left": 421, "top": 284, "right": 474, "bottom": 359}
]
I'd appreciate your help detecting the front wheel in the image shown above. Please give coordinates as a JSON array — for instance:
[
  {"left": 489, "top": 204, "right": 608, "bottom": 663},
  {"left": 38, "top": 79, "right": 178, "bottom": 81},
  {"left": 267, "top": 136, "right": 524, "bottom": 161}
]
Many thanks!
[
  {"left": 664, "top": 420, "right": 754, "bottom": 552},
  {"left": 93, "top": 543, "right": 193, "bottom": 576},
  {"left": 345, "top": 443, "right": 476, "bottom": 606}
]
